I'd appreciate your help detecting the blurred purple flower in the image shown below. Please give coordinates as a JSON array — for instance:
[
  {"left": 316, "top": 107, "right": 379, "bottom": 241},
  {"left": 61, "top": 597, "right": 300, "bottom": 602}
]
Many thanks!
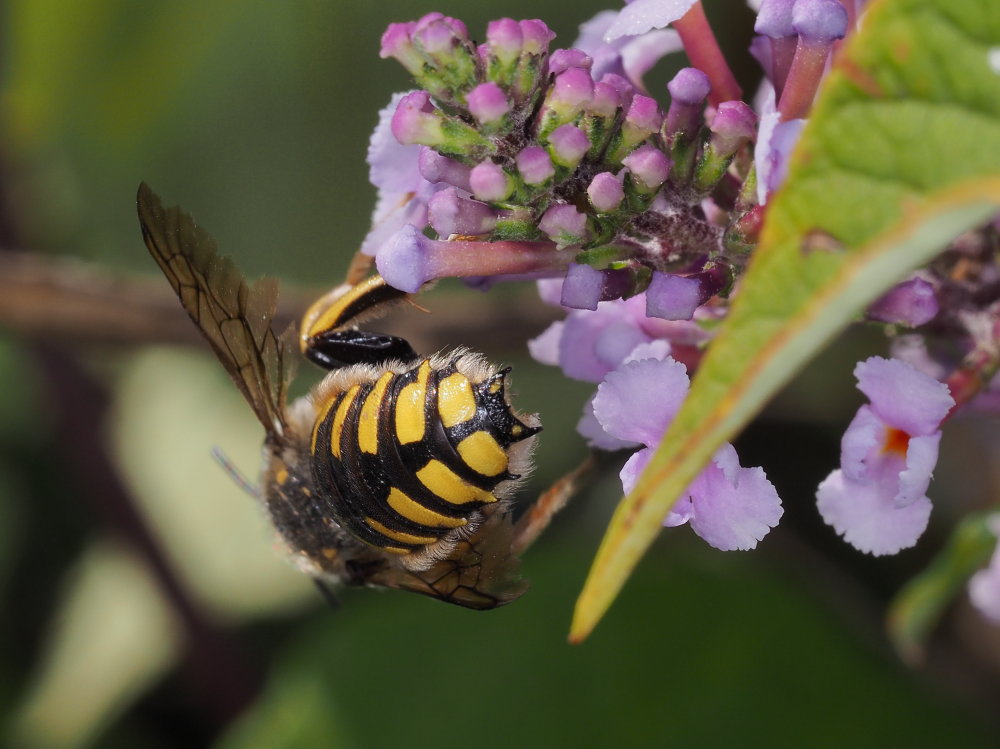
[
  {"left": 969, "top": 515, "right": 1000, "bottom": 625},
  {"left": 817, "top": 356, "right": 955, "bottom": 555}
]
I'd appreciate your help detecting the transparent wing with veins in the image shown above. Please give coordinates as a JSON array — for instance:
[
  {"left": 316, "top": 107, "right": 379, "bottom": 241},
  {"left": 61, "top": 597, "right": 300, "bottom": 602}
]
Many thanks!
[{"left": 136, "top": 183, "right": 294, "bottom": 439}]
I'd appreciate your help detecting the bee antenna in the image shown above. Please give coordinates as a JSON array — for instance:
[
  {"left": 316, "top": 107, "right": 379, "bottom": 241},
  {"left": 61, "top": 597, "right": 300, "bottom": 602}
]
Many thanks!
[{"left": 211, "top": 447, "right": 260, "bottom": 499}]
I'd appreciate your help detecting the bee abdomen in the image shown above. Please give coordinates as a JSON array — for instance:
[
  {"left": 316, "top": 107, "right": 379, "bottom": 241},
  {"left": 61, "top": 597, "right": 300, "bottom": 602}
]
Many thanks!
[{"left": 309, "top": 357, "right": 538, "bottom": 556}]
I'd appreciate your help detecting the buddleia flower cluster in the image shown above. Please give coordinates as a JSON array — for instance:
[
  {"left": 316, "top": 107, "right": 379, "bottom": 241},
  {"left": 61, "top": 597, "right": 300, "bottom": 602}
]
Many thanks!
[{"left": 364, "top": 1, "right": 1000, "bottom": 622}]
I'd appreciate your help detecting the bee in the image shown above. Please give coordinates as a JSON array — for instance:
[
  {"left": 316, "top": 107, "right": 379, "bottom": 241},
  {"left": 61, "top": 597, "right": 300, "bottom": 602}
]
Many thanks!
[{"left": 136, "top": 183, "right": 545, "bottom": 609}]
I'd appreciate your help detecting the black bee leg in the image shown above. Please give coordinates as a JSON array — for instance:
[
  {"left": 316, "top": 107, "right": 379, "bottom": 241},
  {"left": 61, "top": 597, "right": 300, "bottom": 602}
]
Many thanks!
[
  {"left": 304, "top": 328, "right": 418, "bottom": 370},
  {"left": 313, "top": 579, "right": 341, "bottom": 610}
]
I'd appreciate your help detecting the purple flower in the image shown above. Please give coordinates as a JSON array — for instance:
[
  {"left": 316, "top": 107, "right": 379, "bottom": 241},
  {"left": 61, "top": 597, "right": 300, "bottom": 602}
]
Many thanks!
[
  {"left": 590, "top": 343, "right": 783, "bottom": 550},
  {"left": 604, "top": 0, "right": 698, "bottom": 42},
  {"left": 754, "top": 90, "right": 805, "bottom": 203},
  {"left": 969, "top": 515, "right": 1000, "bottom": 625},
  {"left": 360, "top": 92, "right": 440, "bottom": 257},
  {"left": 574, "top": 9, "right": 683, "bottom": 90},
  {"left": 817, "top": 356, "right": 955, "bottom": 555}
]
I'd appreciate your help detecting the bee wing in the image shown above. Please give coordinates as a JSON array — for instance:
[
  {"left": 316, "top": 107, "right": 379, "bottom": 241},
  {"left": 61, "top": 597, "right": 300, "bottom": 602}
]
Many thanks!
[
  {"left": 137, "top": 183, "right": 294, "bottom": 438},
  {"left": 365, "top": 509, "right": 529, "bottom": 609}
]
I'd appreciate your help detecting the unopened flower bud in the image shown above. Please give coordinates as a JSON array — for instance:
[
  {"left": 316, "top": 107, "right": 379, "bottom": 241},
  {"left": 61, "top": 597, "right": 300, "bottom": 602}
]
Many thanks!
[
  {"left": 470, "top": 160, "right": 515, "bottom": 201},
  {"left": 779, "top": 0, "right": 848, "bottom": 119},
  {"left": 608, "top": 94, "right": 663, "bottom": 162},
  {"left": 665, "top": 67, "right": 710, "bottom": 140},
  {"left": 428, "top": 187, "right": 498, "bottom": 236},
  {"left": 867, "top": 278, "right": 939, "bottom": 327},
  {"left": 515, "top": 146, "right": 555, "bottom": 185},
  {"left": 380, "top": 22, "right": 423, "bottom": 76},
  {"left": 623, "top": 145, "right": 671, "bottom": 193},
  {"left": 377, "top": 224, "right": 565, "bottom": 293},
  {"left": 549, "top": 48, "right": 593, "bottom": 75},
  {"left": 537, "top": 68, "right": 595, "bottom": 137},
  {"left": 487, "top": 18, "right": 522, "bottom": 59},
  {"left": 391, "top": 91, "right": 444, "bottom": 146},
  {"left": 548, "top": 124, "right": 590, "bottom": 168},
  {"left": 587, "top": 172, "right": 625, "bottom": 212},
  {"left": 539, "top": 204, "right": 589, "bottom": 247},
  {"left": 418, "top": 147, "right": 473, "bottom": 192},
  {"left": 466, "top": 82, "right": 511, "bottom": 126}
]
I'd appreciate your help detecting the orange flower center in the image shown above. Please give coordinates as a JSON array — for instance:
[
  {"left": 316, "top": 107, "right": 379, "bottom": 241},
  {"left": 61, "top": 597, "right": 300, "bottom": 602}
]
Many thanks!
[{"left": 881, "top": 427, "right": 910, "bottom": 456}]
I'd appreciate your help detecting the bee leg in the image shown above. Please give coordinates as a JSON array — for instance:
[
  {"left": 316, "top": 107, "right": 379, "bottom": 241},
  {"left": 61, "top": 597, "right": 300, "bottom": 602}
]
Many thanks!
[
  {"left": 300, "top": 274, "right": 417, "bottom": 370},
  {"left": 304, "top": 328, "right": 418, "bottom": 370},
  {"left": 313, "top": 578, "right": 341, "bottom": 610},
  {"left": 511, "top": 452, "right": 602, "bottom": 556}
]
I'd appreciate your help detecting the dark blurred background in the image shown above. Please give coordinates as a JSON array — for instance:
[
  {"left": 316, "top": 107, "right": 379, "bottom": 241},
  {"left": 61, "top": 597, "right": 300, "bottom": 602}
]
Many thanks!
[{"left": 1, "top": 1, "right": 999, "bottom": 747}]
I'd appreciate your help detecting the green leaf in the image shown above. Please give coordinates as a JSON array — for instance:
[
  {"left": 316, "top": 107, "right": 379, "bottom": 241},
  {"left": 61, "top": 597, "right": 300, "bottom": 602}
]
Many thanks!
[
  {"left": 572, "top": 0, "right": 1000, "bottom": 641},
  {"left": 888, "top": 512, "right": 998, "bottom": 664}
]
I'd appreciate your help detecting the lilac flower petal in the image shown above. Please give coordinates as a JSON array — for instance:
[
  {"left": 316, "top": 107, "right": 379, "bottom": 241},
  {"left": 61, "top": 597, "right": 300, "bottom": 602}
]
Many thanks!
[
  {"left": 561, "top": 263, "right": 605, "bottom": 310},
  {"left": 536, "top": 278, "right": 564, "bottom": 306},
  {"left": 580, "top": 395, "right": 642, "bottom": 451},
  {"left": 623, "top": 339, "right": 672, "bottom": 364},
  {"left": 576, "top": 10, "right": 617, "bottom": 54},
  {"left": 605, "top": 0, "right": 698, "bottom": 41},
  {"left": 594, "top": 319, "right": 652, "bottom": 370},
  {"left": 754, "top": 94, "right": 805, "bottom": 204},
  {"left": 368, "top": 92, "right": 424, "bottom": 195},
  {"left": 896, "top": 433, "right": 940, "bottom": 508},
  {"left": 527, "top": 321, "right": 564, "bottom": 367},
  {"left": 646, "top": 271, "right": 702, "bottom": 320},
  {"left": 359, "top": 195, "right": 430, "bottom": 257},
  {"left": 593, "top": 356, "right": 689, "bottom": 444},
  {"left": 558, "top": 309, "right": 623, "bottom": 383},
  {"left": 686, "top": 444, "right": 783, "bottom": 550},
  {"left": 855, "top": 356, "right": 954, "bottom": 436},
  {"left": 620, "top": 446, "right": 654, "bottom": 494},
  {"left": 375, "top": 224, "right": 431, "bottom": 292},
  {"left": 839, "top": 405, "right": 881, "bottom": 483},
  {"left": 620, "top": 29, "right": 683, "bottom": 85},
  {"left": 664, "top": 496, "right": 694, "bottom": 527},
  {"left": 817, "top": 469, "right": 932, "bottom": 555}
]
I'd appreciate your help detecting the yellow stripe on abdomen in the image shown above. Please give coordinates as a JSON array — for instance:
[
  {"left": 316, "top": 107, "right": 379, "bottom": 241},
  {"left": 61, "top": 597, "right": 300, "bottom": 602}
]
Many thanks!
[
  {"left": 395, "top": 360, "right": 431, "bottom": 444},
  {"left": 437, "top": 372, "right": 477, "bottom": 427},
  {"left": 456, "top": 431, "right": 508, "bottom": 477},
  {"left": 358, "top": 372, "right": 394, "bottom": 454},
  {"left": 386, "top": 487, "right": 468, "bottom": 529},
  {"left": 330, "top": 384, "right": 361, "bottom": 458},
  {"left": 310, "top": 394, "right": 338, "bottom": 454},
  {"left": 417, "top": 460, "right": 496, "bottom": 505},
  {"left": 364, "top": 517, "right": 437, "bottom": 546}
]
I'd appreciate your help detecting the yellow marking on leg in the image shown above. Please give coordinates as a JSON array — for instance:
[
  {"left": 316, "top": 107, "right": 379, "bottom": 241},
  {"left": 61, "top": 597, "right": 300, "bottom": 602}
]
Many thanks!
[
  {"left": 417, "top": 460, "right": 496, "bottom": 505},
  {"left": 387, "top": 487, "right": 468, "bottom": 528},
  {"left": 310, "top": 395, "right": 338, "bottom": 454},
  {"left": 489, "top": 380, "right": 502, "bottom": 394},
  {"left": 437, "top": 372, "right": 477, "bottom": 427},
  {"left": 302, "top": 275, "right": 388, "bottom": 344},
  {"left": 456, "top": 431, "right": 508, "bottom": 477},
  {"left": 358, "top": 371, "right": 394, "bottom": 454},
  {"left": 275, "top": 467, "right": 289, "bottom": 485},
  {"left": 331, "top": 385, "right": 361, "bottom": 459},
  {"left": 395, "top": 360, "right": 431, "bottom": 444},
  {"left": 365, "top": 517, "right": 437, "bottom": 546}
]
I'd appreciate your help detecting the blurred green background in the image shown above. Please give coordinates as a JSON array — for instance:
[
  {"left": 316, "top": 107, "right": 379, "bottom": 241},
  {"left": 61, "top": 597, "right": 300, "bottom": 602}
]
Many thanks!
[{"left": 2, "top": 1, "right": 999, "bottom": 747}]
